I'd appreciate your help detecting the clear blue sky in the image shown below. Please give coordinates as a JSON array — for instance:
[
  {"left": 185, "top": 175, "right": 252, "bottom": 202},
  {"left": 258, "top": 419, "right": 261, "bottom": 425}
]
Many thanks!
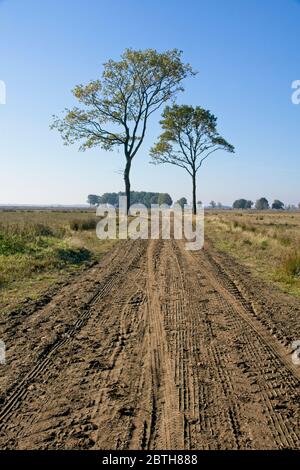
[{"left": 0, "top": 0, "right": 299, "bottom": 206}]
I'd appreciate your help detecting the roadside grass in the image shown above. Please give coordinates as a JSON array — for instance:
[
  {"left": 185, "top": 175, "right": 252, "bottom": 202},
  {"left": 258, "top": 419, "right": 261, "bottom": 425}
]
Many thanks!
[
  {"left": 0, "top": 210, "right": 117, "bottom": 312},
  {"left": 205, "top": 210, "right": 300, "bottom": 297}
]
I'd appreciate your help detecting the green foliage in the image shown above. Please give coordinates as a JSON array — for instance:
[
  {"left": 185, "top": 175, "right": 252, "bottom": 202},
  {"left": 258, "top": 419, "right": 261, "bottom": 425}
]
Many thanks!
[
  {"left": 56, "top": 247, "right": 91, "bottom": 265},
  {"left": 233, "top": 199, "right": 253, "bottom": 209},
  {"left": 150, "top": 104, "right": 234, "bottom": 175},
  {"left": 51, "top": 49, "right": 195, "bottom": 211},
  {"left": 97, "top": 191, "right": 173, "bottom": 208},
  {"left": 0, "top": 233, "right": 26, "bottom": 255},
  {"left": 176, "top": 197, "right": 188, "bottom": 208},
  {"left": 255, "top": 198, "right": 269, "bottom": 210},
  {"left": 272, "top": 200, "right": 284, "bottom": 210},
  {"left": 87, "top": 194, "right": 101, "bottom": 206},
  {"left": 157, "top": 193, "right": 173, "bottom": 206},
  {"left": 150, "top": 104, "right": 234, "bottom": 213},
  {"left": 282, "top": 253, "right": 300, "bottom": 278}
]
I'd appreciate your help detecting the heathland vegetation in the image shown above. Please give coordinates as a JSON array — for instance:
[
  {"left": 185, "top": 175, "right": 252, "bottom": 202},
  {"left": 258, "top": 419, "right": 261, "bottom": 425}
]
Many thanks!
[
  {"left": 206, "top": 210, "right": 300, "bottom": 297},
  {"left": 0, "top": 210, "right": 116, "bottom": 312}
]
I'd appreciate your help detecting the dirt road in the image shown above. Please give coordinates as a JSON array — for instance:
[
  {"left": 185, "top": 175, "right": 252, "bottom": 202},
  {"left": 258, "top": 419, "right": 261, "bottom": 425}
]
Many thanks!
[{"left": 0, "top": 239, "right": 299, "bottom": 449}]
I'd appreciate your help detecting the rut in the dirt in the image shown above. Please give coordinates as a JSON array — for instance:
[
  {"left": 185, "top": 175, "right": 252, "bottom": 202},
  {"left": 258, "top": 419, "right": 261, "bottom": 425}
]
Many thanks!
[{"left": 0, "top": 239, "right": 299, "bottom": 450}]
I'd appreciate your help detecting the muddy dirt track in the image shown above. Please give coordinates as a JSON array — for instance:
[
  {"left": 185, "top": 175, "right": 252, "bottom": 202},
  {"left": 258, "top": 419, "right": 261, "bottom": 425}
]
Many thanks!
[{"left": 0, "top": 239, "right": 300, "bottom": 450}]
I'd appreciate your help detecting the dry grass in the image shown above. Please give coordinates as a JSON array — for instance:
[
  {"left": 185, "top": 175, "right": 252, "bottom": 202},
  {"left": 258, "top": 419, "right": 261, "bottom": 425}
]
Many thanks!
[
  {"left": 205, "top": 210, "right": 300, "bottom": 297},
  {"left": 0, "top": 210, "right": 117, "bottom": 311}
]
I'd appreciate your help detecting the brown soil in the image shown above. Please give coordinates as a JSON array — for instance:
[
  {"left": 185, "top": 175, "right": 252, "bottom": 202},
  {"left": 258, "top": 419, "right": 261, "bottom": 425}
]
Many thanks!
[{"left": 0, "top": 239, "right": 299, "bottom": 450}]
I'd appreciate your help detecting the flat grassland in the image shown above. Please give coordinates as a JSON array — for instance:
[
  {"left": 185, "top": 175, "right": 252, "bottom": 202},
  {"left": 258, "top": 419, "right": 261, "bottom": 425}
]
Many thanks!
[
  {"left": 206, "top": 210, "right": 300, "bottom": 297},
  {"left": 1, "top": 209, "right": 300, "bottom": 314},
  {"left": 1, "top": 209, "right": 300, "bottom": 449},
  {"left": 0, "top": 210, "right": 116, "bottom": 312}
]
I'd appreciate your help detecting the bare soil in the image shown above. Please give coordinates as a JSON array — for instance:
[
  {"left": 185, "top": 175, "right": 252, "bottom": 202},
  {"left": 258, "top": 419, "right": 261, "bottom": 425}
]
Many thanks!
[{"left": 0, "top": 239, "right": 299, "bottom": 450}]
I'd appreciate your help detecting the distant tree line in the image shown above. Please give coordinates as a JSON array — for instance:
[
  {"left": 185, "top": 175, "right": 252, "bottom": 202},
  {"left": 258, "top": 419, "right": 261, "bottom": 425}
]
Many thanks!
[
  {"left": 232, "top": 197, "right": 300, "bottom": 211},
  {"left": 87, "top": 192, "right": 173, "bottom": 208}
]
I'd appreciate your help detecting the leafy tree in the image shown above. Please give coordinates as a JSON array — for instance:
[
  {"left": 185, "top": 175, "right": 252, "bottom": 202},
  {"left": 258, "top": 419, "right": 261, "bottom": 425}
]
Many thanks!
[
  {"left": 272, "top": 200, "right": 284, "bottom": 210},
  {"left": 97, "top": 191, "right": 172, "bottom": 208},
  {"left": 233, "top": 199, "right": 253, "bottom": 209},
  {"left": 233, "top": 199, "right": 246, "bottom": 209},
  {"left": 255, "top": 197, "right": 269, "bottom": 210},
  {"left": 217, "top": 202, "right": 223, "bottom": 209},
  {"left": 51, "top": 49, "right": 195, "bottom": 213},
  {"left": 245, "top": 200, "right": 254, "bottom": 209},
  {"left": 210, "top": 200, "right": 216, "bottom": 209},
  {"left": 87, "top": 194, "right": 101, "bottom": 206},
  {"left": 98, "top": 192, "right": 119, "bottom": 206},
  {"left": 176, "top": 197, "right": 188, "bottom": 208},
  {"left": 158, "top": 193, "right": 173, "bottom": 206},
  {"left": 150, "top": 105, "right": 234, "bottom": 214}
]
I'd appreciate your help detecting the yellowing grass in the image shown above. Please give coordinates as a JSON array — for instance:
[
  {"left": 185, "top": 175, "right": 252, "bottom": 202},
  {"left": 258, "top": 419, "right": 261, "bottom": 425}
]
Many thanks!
[{"left": 205, "top": 210, "right": 300, "bottom": 296}]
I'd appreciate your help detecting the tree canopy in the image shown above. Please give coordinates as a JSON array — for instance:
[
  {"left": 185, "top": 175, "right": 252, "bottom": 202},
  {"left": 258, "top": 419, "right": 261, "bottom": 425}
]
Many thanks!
[
  {"left": 150, "top": 105, "right": 234, "bottom": 214},
  {"left": 255, "top": 198, "right": 270, "bottom": 210},
  {"left": 176, "top": 197, "right": 188, "bottom": 208},
  {"left": 51, "top": 49, "right": 195, "bottom": 213},
  {"left": 272, "top": 200, "right": 284, "bottom": 210},
  {"left": 94, "top": 191, "right": 173, "bottom": 208},
  {"left": 87, "top": 194, "right": 101, "bottom": 206},
  {"left": 233, "top": 199, "right": 253, "bottom": 209}
]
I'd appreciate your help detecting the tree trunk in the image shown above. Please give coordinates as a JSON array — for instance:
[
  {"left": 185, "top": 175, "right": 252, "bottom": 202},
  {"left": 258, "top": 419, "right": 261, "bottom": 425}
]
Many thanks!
[
  {"left": 124, "top": 158, "right": 132, "bottom": 215},
  {"left": 192, "top": 172, "right": 197, "bottom": 215}
]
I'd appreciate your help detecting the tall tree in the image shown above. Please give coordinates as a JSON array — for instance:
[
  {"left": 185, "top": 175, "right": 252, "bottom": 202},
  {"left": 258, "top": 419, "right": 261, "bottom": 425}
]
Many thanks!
[
  {"left": 87, "top": 194, "right": 101, "bottom": 207},
  {"left": 150, "top": 105, "right": 234, "bottom": 214},
  {"left": 255, "top": 197, "right": 269, "bottom": 210},
  {"left": 158, "top": 193, "right": 173, "bottom": 206},
  {"left": 233, "top": 199, "right": 253, "bottom": 209},
  {"left": 51, "top": 49, "right": 195, "bottom": 213},
  {"left": 272, "top": 200, "right": 284, "bottom": 210},
  {"left": 176, "top": 197, "right": 188, "bottom": 208}
]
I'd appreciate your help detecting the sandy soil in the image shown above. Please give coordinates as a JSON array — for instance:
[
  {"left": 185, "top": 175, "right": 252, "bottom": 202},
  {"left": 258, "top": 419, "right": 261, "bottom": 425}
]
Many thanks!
[{"left": 0, "top": 239, "right": 299, "bottom": 450}]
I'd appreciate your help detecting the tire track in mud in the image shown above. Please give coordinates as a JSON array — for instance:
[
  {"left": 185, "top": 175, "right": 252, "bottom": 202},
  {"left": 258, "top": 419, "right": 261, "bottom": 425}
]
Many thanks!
[
  {"left": 142, "top": 239, "right": 184, "bottom": 450},
  {"left": 0, "top": 239, "right": 299, "bottom": 449},
  {"left": 184, "top": 243, "right": 300, "bottom": 449},
  {"left": 0, "top": 241, "right": 147, "bottom": 433}
]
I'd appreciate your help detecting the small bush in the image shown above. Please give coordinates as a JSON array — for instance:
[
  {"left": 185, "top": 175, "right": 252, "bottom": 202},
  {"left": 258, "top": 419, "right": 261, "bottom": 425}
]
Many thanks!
[
  {"left": 282, "top": 254, "right": 300, "bottom": 278},
  {"left": 0, "top": 233, "right": 26, "bottom": 255},
  {"left": 56, "top": 247, "right": 92, "bottom": 265},
  {"left": 260, "top": 239, "right": 268, "bottom": 250}
]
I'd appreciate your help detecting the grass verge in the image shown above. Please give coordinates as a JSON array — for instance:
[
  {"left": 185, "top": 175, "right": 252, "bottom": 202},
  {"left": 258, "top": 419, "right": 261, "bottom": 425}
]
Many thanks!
[{"left": 0, "top": 210, "right": 117, "bottom": 312}]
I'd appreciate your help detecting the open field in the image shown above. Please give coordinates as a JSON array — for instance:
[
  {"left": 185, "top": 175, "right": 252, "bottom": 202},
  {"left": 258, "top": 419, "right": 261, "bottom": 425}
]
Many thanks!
[
  {"left": 206, "top": 210, "right": 300, "bottom": 297},
  {"left": 0, "top": 210, "right": 116, "bottom": 312},
  {"left": 0, "top": 211, "right": 300, "bottom": 449}
]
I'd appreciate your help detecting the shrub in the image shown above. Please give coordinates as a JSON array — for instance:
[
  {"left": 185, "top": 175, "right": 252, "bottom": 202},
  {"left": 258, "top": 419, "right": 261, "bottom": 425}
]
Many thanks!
[
  {"left": 56, "top": 247, "right": 92, "bottom": 265},
  {"left": 0, "top": 233, "right": 26, "bottom": 255},
  {"left": 282, "top": 253, "right": 300, "bottom": 278}
]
